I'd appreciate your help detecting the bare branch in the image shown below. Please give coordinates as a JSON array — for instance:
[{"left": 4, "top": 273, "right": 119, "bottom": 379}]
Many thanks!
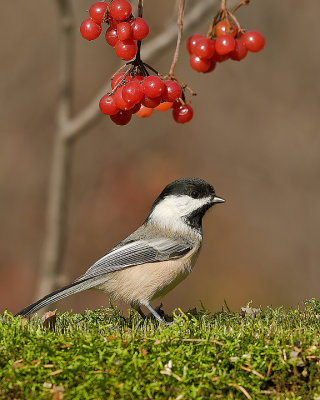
[
  {"left": 56, "top": 0, "right": 74, "bottom": 125},
  {"left": 36, "top": 0, "right": 75, "bottom": 298}
]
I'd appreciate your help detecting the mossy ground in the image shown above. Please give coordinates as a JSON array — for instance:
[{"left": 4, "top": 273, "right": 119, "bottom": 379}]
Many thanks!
[{"left": 2, "top": 300, "right": 320, "bottom": 399}]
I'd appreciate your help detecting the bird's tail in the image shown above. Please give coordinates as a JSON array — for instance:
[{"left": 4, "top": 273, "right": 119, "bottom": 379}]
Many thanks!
[{"left": 14, "top": 276, "right": 105, "bottom": 318}]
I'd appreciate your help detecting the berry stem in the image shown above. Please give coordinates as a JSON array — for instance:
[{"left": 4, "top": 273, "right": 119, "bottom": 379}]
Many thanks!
[
  {"left": 227, "top": 10, "right": 243, "bottom": 33},
  {"left": 168, "top": 0, "right": 186, "bottom": 77},
  {"left": 207, "top": 10, "right": 222, "bottom": 38},
  {"left": 207, "top": 0, "right": 249, "bottom": 38},
  {"left": 231, "top": 0, "right": 250, "bottom": 14},
  {"left": 138, "top": 0, "right": 144, "bottom": 18},
  {"left": 179, "top": 81, "right": 196, "bottom": 97},
  {"left": 108, "top": 67, "right": 132, "bottom": 95},
  {"left": 143, "top": 62, "right": 160, "bottom": 76},
  {"left": 136, "top": 40, "right": 142, "bottom": 61},
  {"left": 110, "top": 63, "right": 130, "bottom": 81},
  {"left": 135, "top": 0, "right": 144, "bottom": 62}
]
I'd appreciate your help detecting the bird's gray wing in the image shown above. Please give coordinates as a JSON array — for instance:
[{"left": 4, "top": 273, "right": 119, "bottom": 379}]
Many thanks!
[
  {"left": 77, "top": 237, "right": 192, "bottom": 281},
  {"left": 15, "top": 237, "right": 192, "bottom": 317}
]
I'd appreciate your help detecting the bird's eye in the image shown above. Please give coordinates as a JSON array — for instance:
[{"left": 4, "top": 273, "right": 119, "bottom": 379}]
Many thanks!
[{"left": 191, "top": 190, "right": 200, "bottom": 199}]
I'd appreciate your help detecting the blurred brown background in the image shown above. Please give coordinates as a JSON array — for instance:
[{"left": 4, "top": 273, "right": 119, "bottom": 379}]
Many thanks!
[{"left": 1, "top": 0, "right": 319, "bottom": 316}]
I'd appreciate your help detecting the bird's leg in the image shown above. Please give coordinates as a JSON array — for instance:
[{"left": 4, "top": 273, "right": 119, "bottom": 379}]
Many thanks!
[
  {"left": 143, "top": 303, "right": 172, "bottom": 326},
  {"left": 131, "top": 304, "right": 146, "bottom": 319},
  {"left": 154, "top": 303, "right": 165, "bottom": 317}
]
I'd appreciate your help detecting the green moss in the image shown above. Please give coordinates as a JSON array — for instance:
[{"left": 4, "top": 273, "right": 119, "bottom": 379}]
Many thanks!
[{"left": 1, "top": 300, "right": 320, "bottom": 399}]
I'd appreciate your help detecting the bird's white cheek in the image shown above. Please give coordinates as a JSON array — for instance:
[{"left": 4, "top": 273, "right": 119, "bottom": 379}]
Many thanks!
[
  {"left": 175, "top": 196, "right": 212, "bottom": 216},
  {"left": 148, "top": 195, "right": 212, "bottom": 233}
]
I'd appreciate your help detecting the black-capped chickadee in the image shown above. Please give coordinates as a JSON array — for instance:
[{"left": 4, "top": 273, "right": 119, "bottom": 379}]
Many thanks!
[{"left": 15, "top": 178, "right": 225, "bottom": 324}]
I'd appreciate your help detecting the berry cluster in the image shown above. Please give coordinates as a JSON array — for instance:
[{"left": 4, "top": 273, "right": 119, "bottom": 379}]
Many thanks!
[
  {"left": 80, "top": 0, "right": 149, "bottom": 61},
  {"left": 99, "top": 72, "right": 193, "bottom": 125},
  {"left": 188, "top": 19, "right": 265, "bottom": 73}
]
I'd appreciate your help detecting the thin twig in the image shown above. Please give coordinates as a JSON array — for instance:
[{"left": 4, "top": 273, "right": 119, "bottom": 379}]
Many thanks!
[
  {"left": 229, "top": 384, "right": 252, "bottom": 399},
  {"left": 231, "top": 0, "right": 250, "bottom": 14},
  {"left": 267, "top": 360, "right": 272, "bottom": 377},
  {"left": 181, "top": 338, "right": 224, "bottom": 345},
  {"left": 168, "top": 0, "right": 185, "bottom": 77},
  {"left": 240, "top": 366, "right": 265, "bottom": 380}
]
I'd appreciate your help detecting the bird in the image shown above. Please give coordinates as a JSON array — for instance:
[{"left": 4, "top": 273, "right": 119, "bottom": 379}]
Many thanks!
[{"left": 15, "top": 177, "right": 225, "bottom": 324}]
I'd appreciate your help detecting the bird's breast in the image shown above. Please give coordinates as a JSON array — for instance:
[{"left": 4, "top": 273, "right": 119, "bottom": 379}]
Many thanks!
[{"left": 96, "top": 241, "right": 201, "bottom": 305}]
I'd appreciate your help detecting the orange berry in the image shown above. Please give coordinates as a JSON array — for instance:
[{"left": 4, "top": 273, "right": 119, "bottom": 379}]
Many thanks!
[
  {"left": 155, "top": 102, "right": 173, "bottom": 111},
  {"left": 214, "top": 20, "right": 237, "bottom": 37},
  {"left": 136, "top": 106, "right": 153, "bottom": 118}
]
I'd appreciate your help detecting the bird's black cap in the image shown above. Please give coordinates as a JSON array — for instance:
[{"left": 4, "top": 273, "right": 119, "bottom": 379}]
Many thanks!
[{"left": 156, "top": 177, "right": 216, "bottom": 201}]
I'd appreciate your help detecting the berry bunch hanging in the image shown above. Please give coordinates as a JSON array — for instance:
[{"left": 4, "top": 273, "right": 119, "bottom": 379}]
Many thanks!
[
  {"left": 187, "top": 0, "right": 265, "bottom": 73},
  {"left": 80, "top": 0, "right": 195, "bottom": 126},
  {"left": 79, "top": 0, "right": 265, "bottom": 126},
  {"left": 80, "top": 0, "right": 149, "bottom": 61},
  {"left": 99, "top": 66, "right": 193, "bottom": 125}
]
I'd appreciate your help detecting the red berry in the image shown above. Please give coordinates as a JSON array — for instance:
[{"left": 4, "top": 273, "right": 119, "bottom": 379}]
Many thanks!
[
  {"left": 172, "top": 104, "right": 193, "bottom": 124},
  {"left": 80, "top": 18, "right": 102, "bottom": 41},
  {"left": 230, "top": 37, "right": 248, "bottom": 61},
  {"left": 204, "top": 59, "right": 216, "bottom": 73},
  {"left": 132, "top": 75, "right": 144, "bottom": 83},
  {"left": 142, "top": 95, "right": 162, "bottom": 108},
  {"left": 193, "top": 38, "right": 215, "bottom": 59},
  {"left": 108, "top": 17, "right": 120, "bottom": 29},
  {"left": 114, "top": 39, "right": 138, "bottom": 60},
  {"left": 99, "top": 94, "right": 119, "bottom": 115},
  {"left": 114, "top": 86, "right": 132, "bottom": 110},
  {"left": 189, "top": 54, "right": 211, "bottom": 72},
  {"left": 142, "top": 76, "right": 165, "bottom": 98},
  {"left": 106, "top": 27, "right": 118, "bottom": 47},
  {"left": 111, "top": 72, "right": 132, "bottom": 89},
  {"left": 122, "top": 81, "right": 144, "bottom": 104},
  {"left": 155, "top": 102, "right": 173, "bottom": 111},
  {"left": 109, "top": 0, "right": 132, "bottom": 21},
  {"left": 110, "top": 110, "right": 132, "bottom": 125},
  {"left": 117, "top": 22, "right": 132, "bottom": 41},
  {"left": 162, "top": 81, "right": 182, "bottom": 102},
  {"left": 128, "top": 102, "right": 142, "bottom": 114},
  {"left": 131, "top": 18, "right": 149, "bottom": 40},
  {"left": 212, "top": 51, "right": 229, "bottom": 62},
  {"left": 172, "top": 100, "right": 183, "bottom": 110},
  {"left": 89, "top": 2, "right": 108, "bottom": 24},
  {"left": 215, "top": 34, "right": 235, "bottom": 55},
  {"left": 187, "top": 34, "right": 205, "bottom": 54},
  {"left": 214, "top": 20, "right": 237, "bottom": 37},
  {"left": 242, "top": 30, "right": 265, "bottom": 53},
  {"left": 136, "top": 106, "right": 153, "bottom": 118}
]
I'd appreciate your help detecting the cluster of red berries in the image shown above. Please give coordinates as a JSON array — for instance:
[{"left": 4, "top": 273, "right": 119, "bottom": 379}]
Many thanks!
[
  {"left": 187, "top": 20, "right": 265, "bottom": 73},
  {"left": 80, "top": 0, "right": 149, "bottom": 61},
  {"left": 99, "top": 73, "right": 193, "bottom": 125}
]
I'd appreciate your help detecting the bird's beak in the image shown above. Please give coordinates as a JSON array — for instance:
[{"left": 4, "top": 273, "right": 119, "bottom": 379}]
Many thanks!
[{"left": 212, "top": 195, "right": 225, "bottom": 204}]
